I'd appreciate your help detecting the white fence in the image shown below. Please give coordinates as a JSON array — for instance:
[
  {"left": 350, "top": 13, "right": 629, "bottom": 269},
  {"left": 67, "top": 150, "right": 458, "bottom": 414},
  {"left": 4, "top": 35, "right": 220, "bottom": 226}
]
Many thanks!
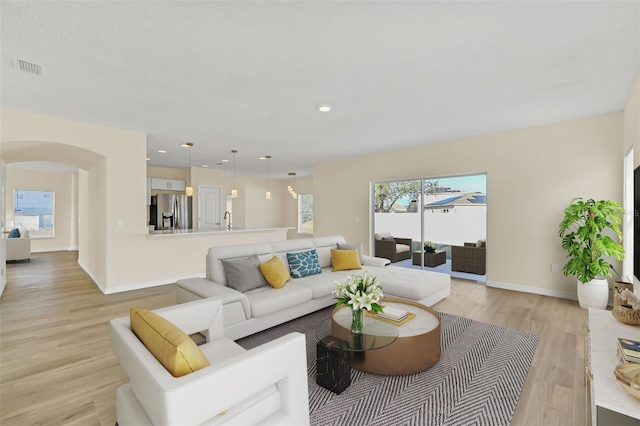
[{"left": 374, "top": 205, "right": 486, "bottom": 247}]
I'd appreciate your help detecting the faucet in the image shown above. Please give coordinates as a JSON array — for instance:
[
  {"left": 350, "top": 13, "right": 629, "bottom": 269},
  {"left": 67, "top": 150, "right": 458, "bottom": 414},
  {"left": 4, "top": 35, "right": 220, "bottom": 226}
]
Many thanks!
[{"left": 223, "top": 211, "right": 231, "bottom": 230}]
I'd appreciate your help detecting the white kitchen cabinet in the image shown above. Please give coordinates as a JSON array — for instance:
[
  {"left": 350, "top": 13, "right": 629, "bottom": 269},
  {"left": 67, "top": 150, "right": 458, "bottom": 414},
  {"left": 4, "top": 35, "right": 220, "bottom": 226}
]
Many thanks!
[
  {"left": 169, "top": 179, "right": 186, "bottom": 191},
  {"left": 150, "top": 178, "right": 186, "bottom": 191}
]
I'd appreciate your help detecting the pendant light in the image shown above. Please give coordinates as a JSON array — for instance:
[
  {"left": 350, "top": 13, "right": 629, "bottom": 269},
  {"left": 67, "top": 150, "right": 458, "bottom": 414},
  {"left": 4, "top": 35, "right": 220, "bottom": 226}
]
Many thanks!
[
  {"left": 288, "top": 172, "right": 297, "bottom": 199},
  {"left": 231, "top": 150, "right": 238, "bottom": 198},
  {"left": 184, "top": 142, "right": 194, "bottom": 196},
  {"left": 265, "top": 155, "right": 272, "bottom": 200}
]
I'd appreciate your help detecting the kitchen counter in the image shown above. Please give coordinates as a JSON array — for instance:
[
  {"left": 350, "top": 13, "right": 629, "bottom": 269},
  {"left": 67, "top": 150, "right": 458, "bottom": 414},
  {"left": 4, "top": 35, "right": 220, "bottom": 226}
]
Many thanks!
[
  {"left": 104, "top": 227, "right": 292, "bottom": 294},
  {"left": 147, "top": 227, "right": 293, "bottom": 237}
]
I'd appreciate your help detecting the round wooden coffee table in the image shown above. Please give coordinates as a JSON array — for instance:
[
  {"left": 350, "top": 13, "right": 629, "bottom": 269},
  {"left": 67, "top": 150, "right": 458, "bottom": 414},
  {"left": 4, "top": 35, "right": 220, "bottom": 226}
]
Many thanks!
[{"left": 333, "top": 297, "right": 441, "bottom": 376}]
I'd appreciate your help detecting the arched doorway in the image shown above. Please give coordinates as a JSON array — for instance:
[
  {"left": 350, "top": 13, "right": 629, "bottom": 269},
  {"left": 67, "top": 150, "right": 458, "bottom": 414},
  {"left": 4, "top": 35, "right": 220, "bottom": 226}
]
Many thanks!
[{"left": 1, "top": 140, "right": 106, "bottom": 295}]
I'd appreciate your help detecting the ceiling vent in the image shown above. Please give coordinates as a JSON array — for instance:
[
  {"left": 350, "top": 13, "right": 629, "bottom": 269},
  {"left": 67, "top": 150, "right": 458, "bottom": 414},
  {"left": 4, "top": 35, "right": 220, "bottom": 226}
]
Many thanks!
[{"left": 13, "top": 57, "right": 42, "bottom": 75}]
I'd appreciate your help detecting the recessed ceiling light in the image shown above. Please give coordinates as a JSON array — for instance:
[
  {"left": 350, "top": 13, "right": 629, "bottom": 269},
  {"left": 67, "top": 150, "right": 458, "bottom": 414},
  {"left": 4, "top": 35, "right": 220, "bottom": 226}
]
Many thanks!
[
  {"left": 221, "top": 159, "right": 229, "bottom": 163},
  {"left": 259, "top": 156, "right": 267, "bottom": 160},
  {"left": 318, "top": 104, "right": 332, "bottom": 112},
  {"left": 181, "top": 143, "right": 191, "bottom": 147},
  {"left": 202, "top": 165, "right": 209, "bottom": 168},
  {"left": 158, "top": 150, "right": 167, "bottom": 154},
  {"left": 146, "top": 157, "right": 151, "bottom": 161}
]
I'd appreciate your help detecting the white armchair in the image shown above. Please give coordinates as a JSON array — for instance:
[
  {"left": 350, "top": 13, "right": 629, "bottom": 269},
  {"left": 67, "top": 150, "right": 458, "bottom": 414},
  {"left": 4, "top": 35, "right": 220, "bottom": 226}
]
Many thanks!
[
  {"left": 110, "top": 297, "right": 310, "bottom": 426},
  {"left": 6, "top": 234, "right": 31, "bottom": 262}
]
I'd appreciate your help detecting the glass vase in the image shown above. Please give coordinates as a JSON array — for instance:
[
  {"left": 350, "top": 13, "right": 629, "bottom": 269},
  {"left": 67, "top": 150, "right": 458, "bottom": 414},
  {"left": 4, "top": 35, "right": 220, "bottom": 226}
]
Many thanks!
[{"left": 350, "top": 307, "right": 364, "bottom": 334}]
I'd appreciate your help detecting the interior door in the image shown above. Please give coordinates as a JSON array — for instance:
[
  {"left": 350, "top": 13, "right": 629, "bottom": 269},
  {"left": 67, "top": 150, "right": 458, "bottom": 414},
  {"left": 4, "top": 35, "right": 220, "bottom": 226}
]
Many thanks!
[{"left": 198, "top": 186, "right": 221, "bottom": 231}]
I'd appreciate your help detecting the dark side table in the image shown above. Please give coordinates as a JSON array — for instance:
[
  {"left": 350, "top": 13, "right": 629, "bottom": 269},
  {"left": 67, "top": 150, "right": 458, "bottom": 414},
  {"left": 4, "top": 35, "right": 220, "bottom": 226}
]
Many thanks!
[
  {"left": 315, "top": 309, "right": 398, "bottom": 394},
  {"left": 412, "top": 250, "right": 446, "bottom": 267}
]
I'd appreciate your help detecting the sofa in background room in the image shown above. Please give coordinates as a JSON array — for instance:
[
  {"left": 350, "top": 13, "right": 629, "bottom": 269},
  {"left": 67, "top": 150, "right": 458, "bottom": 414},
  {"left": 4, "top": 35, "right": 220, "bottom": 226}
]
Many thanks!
[{"left": 6, "top": 228, "right": 31, "bottom": 262}]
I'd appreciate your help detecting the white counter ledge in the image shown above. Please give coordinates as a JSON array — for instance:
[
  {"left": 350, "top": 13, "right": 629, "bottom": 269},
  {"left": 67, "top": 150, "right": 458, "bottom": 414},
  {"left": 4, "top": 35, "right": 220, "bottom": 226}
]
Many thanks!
[
  {"left": 101, "top": 227, "right": 292, "bottom": 294},
  {"left": 588, "top": 308, "right": 640, "bottom": 425},
  {"left": 147, "top": 227, "right": 294, "bottom": 237}
]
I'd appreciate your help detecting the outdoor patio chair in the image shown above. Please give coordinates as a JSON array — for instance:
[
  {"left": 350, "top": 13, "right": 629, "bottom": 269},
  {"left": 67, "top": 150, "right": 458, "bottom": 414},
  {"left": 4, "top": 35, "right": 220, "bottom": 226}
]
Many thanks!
[
  {"left": 451, "top": 240, "right": 486, "bottom": 275},
  {"left": 374, "top": 232, "right": 412, "bottom": 263}
]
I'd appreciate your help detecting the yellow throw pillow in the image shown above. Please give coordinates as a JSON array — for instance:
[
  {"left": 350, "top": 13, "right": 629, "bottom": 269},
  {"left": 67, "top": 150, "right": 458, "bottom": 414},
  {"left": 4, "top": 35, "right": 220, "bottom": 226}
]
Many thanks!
[
  {"left": 331, "top": 248, "right": 363, "bottom": 271},
  {"left": 259, "top": 256, "right": 291, "bottom": 289},
  {"left": 130, "top": 307, "right": 210, "bottom": 377}
]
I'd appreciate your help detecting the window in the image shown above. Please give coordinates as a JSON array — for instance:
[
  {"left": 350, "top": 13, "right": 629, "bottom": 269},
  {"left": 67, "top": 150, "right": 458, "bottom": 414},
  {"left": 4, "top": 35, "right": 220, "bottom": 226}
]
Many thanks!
[
  {"left": 298, "top": 194, "right": 313, "bottom": 234},
  {"left": 14, "top": 189, "right": 55, "bottom": 238}
]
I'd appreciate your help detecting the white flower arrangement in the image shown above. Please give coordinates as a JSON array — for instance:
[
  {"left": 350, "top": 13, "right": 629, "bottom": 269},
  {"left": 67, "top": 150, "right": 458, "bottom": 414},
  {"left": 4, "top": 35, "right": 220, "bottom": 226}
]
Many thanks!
[
  {"left": 424, "top": 240, "right": 436, "bottom": 253},
  {"left": 619, "top": 288, "right": 640, "bottom": 310},
  {"left": 332, "top": 272, "right": 384, "bottom": 312}
]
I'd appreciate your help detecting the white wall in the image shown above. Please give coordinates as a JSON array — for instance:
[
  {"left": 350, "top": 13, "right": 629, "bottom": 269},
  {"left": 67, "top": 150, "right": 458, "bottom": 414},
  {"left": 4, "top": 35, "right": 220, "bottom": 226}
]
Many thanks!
[
  {"left": 5, "top": 168, "right": 78, "bottom": 252},
  {"left": 81, "top": 158, "right": 108, "bottom": 286},
  {"left": 314, "top": 112, "right": 623, "bottom": 299},
  {"left": 375, "top": 205, "right": 487, "bottom": 247},
  {"left": 624, "top": 70, "right": 640, "bottom": 166},
  {"left": 229, "top": 176, "right": 248, "bottom": 229},
  {"left": 0, "top": 158, "right": 6, "bottom": 296},
  {"left": 231, "top": 175, "right": 293, "bottom": 230}
]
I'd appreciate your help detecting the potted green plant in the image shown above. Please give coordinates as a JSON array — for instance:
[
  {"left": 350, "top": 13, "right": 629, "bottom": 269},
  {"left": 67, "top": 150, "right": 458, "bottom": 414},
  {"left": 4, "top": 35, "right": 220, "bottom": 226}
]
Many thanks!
[
  {"left": 423, "top": 241, "right": 436, "bottom": 253},
  {"left": 558, "top": 198, "right": 625, "bottom": 309}
]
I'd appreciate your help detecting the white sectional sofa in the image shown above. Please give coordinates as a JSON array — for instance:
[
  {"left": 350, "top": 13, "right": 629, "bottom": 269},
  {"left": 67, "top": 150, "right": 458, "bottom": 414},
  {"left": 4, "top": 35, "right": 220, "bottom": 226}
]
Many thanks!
[{"left": 177, "top": 235, "right": 451, "bottom": 340}]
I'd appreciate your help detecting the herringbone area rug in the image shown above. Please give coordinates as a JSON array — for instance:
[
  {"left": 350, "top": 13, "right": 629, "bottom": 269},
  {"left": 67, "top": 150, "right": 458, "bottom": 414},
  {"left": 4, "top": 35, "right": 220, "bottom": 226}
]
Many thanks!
[{"left": 238, "top": 307, "right": 539, "bottom": 426}]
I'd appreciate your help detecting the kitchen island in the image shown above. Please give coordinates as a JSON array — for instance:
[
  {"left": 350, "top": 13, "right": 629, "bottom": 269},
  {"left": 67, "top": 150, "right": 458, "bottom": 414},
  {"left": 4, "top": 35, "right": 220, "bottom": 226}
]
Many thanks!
[
  {"left": 147, "top": 227, "right": 292, "bottom": 237},
  {"left": 101, "top": 227, "right": 293, "bottom": 294}
]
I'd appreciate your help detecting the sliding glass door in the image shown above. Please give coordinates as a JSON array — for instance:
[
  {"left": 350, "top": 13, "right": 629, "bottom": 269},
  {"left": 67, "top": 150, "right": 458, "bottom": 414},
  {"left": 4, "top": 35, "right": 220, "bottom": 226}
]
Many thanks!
[
  {"left": 373, "top": 174, "right": 487, "bottom": 282},
  {"left": 372, "top": 180, "right": 422, "bottom": 264}
]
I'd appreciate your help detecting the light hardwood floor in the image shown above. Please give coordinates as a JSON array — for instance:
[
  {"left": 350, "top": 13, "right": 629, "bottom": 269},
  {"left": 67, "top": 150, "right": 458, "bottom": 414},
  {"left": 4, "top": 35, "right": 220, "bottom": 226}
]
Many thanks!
[{"left": 1, "top": 251, "right": 588, "bottom": 425}]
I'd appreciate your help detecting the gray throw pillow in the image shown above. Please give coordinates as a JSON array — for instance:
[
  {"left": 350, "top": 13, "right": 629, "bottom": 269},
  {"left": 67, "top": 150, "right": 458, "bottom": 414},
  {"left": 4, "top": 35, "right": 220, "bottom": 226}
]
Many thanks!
[
  {"left": 7, "top": 228, "right": 20, "bottom": 238},
  {"left": 336, "top": 242, "right": 364, "bottom": 263},
  {"left": 221, "top": 254, "right": 269, "bottom": 292}
]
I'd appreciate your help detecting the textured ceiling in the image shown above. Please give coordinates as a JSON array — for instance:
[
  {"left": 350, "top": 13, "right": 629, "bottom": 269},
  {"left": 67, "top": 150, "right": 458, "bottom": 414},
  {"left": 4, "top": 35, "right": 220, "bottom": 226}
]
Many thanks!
[{"left": 1, "top": 1, "right": 639, "bottom": 178}]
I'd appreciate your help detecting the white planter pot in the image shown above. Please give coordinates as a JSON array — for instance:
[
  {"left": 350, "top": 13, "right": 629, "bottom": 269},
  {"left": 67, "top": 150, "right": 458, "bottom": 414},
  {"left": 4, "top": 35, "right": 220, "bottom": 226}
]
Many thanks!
[{"left": 576, "top": 277, "right": 609, "bottom": 310}]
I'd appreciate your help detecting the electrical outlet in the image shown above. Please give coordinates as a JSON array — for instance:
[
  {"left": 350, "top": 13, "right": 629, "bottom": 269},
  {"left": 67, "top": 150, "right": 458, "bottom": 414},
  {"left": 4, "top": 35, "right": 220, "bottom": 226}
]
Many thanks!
[{"left": 550, "top": 263, "right": 560, "bottom": 273}]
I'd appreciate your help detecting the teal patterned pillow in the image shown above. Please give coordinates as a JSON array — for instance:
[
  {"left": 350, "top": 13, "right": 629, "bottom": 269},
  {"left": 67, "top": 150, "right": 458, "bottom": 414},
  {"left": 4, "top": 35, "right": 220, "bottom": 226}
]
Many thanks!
[{"left": 287, "top": 249, "right": 322, "bottom": 278}]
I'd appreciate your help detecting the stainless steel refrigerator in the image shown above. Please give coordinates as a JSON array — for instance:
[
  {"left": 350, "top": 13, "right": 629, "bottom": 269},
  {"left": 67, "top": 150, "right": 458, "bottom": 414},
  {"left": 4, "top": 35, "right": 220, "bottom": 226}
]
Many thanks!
[{"left": 150, "top": 194, "right": 192, "bottom": 230}]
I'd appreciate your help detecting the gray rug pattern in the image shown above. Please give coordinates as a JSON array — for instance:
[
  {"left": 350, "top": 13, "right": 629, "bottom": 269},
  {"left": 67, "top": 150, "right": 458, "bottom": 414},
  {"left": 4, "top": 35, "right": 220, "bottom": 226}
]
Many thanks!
[{"left": 237, "top": 308, "right": 539, "bottom": 426}]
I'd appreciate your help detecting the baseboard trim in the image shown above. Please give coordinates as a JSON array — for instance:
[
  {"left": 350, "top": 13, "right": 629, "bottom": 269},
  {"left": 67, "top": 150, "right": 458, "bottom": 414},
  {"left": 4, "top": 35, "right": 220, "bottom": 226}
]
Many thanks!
[
  {"left": 486, "top": 279, "right": 578, "bottom": 301},
  {"left": 77, "top": 259, "right": 107, "bottom": 294},
  {"left": 102, "top": 273, "right": 206, "bottom": 295},
  {"left": 76, "top": 259, "right": 205, "bottom": 295},
  {"left": 31, "top": 247, "right": 79, "bottom": 253}
]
